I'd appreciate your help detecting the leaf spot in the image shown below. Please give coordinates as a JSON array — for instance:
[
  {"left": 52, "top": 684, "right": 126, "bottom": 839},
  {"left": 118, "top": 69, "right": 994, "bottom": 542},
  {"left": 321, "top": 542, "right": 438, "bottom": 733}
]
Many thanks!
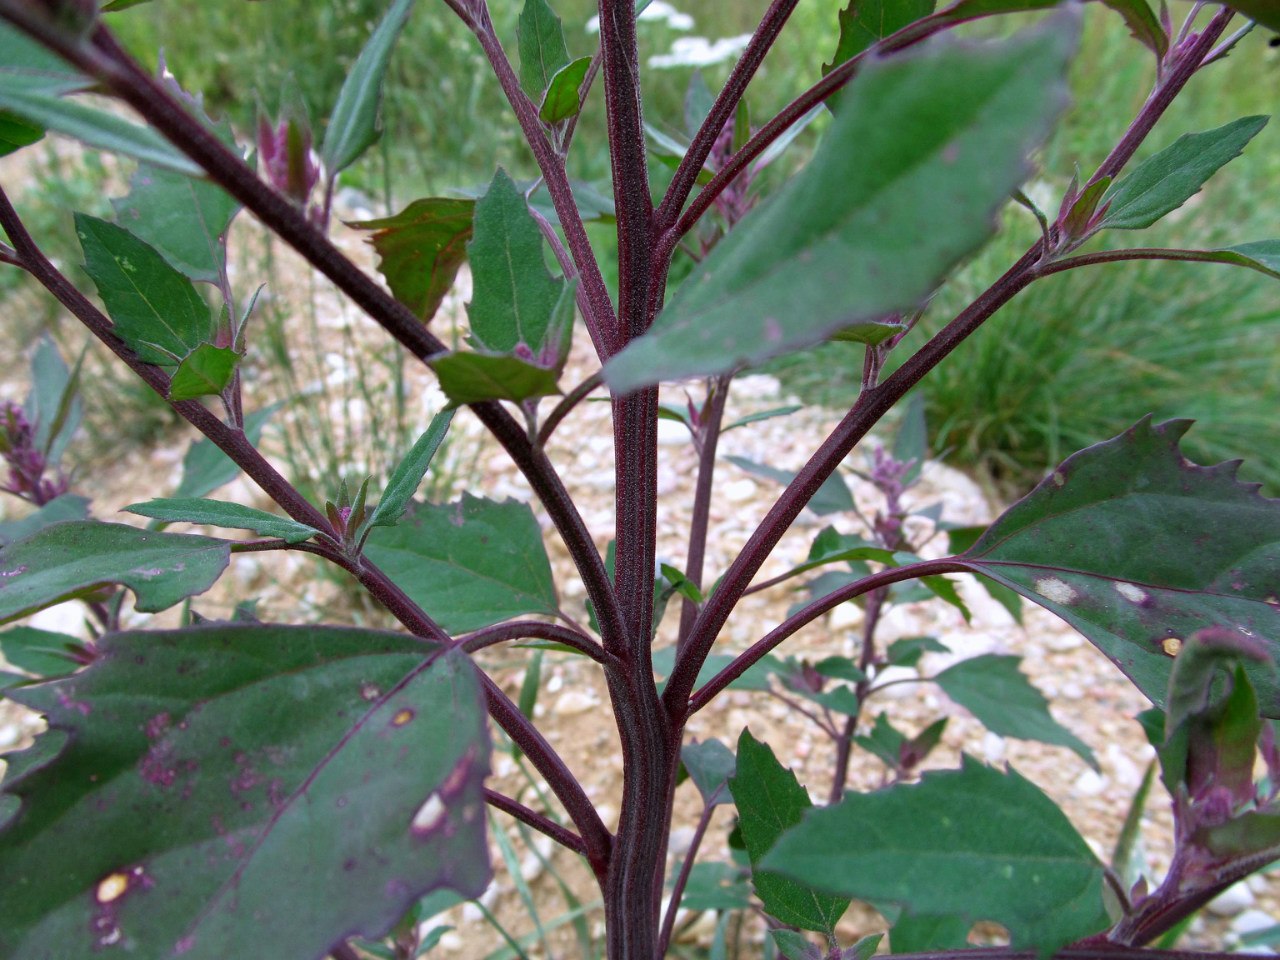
[
  {"left": 1052, "top": 471, "right": 1066, "bottom": 488},
  {"left": 96, "top": 872, "right": 131, "bottom": 904},
  {"left": 1114, "top": 582, "right": 1147, "bottom": 604},
  {"left": 411, "top": 791, "right": 446, "bottom": 834},
  {"left": 0, "top": 564, "right": 27, "bottom": 578},
  {"left": 391, "top": 707, "right": 415, "bottom": 727},
  {"left": 360, "top": 682, "right": 381, "bottom": 701},
  {"left": 1162, "top": 637, "right": 1183, "bottom": 657},
  {"left": 1033, "top": 576, "right": 1075, "bottom": 604}
]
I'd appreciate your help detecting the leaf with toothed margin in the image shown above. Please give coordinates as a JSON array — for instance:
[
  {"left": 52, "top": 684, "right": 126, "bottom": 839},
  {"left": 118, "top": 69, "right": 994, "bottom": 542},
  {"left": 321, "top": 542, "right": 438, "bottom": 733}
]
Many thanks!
[
  {"left": 0, "top": 522, "right": 229, "bottom": 625},
  {"left": 822, "top": 0, "right": 936, "bottom": 76},
  {"left": 603, "top": 19, "right": 1076, "bottom": 391},
  {"left": 0, "top": 627, "right": 491, "bottom": 960},
  {"left": 951, "top": 418, "right": 1280, "bottom": 716}
]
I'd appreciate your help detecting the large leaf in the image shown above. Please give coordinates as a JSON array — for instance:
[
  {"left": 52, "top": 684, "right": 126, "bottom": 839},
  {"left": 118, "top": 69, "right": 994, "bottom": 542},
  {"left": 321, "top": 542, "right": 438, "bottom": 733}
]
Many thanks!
[
  {"left": 467, "top": 169, "right": 565, "bottom": 354},
  {"left": 364, "top": 494, "right": 558, "bottom": 633},
  {"left": 0, "top": 20, "right": 89, "bottom": 95},
  {"left": 934, "top": 654, "right": 1097, "bottom": 768},
  {"left": 111, "top": 164, "right": 241, "bottom": 284},
  {"left": 1219, "top": 0, "right": 1280, "bottom": 30},
  {"left": 729, "top": 730, "right": 849, "bottom": 934},
  {"left": 517, "top": 0, "right": 571, "bottom": 99},
  {"left": 0, "top": 522, "right": 228, "bottom": 624},
  {"left": 1100, "top": 116, "right": 1268, "bottom": 231},
  {"left": 123, "top": 498, "right": 321, "bottom": 544},
  {"left": 604, "top": 22, "right": 1074, "bottom": 392},
  {"left": 823, "top": 0, "right": 936, "bottom": 75},
  {"left": 764, "top": 757, "right": 1109, "bottom": 952},
  {"left": 349, "top": 198, "right": 474, "bottom": 322},
  {"left": 0, "top": 627, "right": 491, "bottom": 959},
  {"left": 172, "top": 407, "right": 274, "bottom": 500},
  {"left": 320, "top": 0, "right": 415, "bottom": 175},
  {"left": 76, "top": 215, "right": 211, "bottom": 366},
  {"left": 954, "top": 418, "right": 1280, "bottom": 715}
]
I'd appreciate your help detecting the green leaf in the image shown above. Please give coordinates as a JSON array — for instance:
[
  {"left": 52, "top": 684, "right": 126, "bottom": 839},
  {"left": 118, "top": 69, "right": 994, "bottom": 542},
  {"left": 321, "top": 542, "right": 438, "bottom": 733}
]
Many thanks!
[
  {"left": 885, "top": 634, "right": 947, "bottom": 668},
  {"left": 855, "top": 712, "right": 909, "bottom": 768},
  {"left": 1148, "top": 240, "right": 1280, "bottom": 282},
  {"left": 364, "top": 494, "right": 558, "bottom": 633},
  {"left": 680, "top": 862, "right": 752, "bottom": 912},
  {"left": 429, "top": 353, "right": 562, "bottom": 406},
  {"left": 729, "top": 730, "right": 850, "bottom": 934},
  {"left": 934, "top": 654, "right": 1097, "bottom": 768},
  {"left": 604, "top": 22, "right": 1075, "bottom": 392},
  {"left": 823, "top": 0, "right": 937, "bottom": 75},
  {"left": 0, "top": 20, "right": 89, "bottom": 95},
  {"left": 0, "top": 494, "right": 89, "bottom": 547},
  {"left": 0, "top": 522, "right": 228, "bottom": 624},
  {"left": 320, "top": 0, "right": 414, "bottom": 175},
  {"left": 681, "top": 738, "right": 736, "bottom": 806},
  {"left": 368, "top": 409, "right": 456, "bottom": 530},
  {"left": 893, "top": 392, "right": 928, "bottom": 484},
  {"left": 517, "top": 0, "right": 571, "bottom": 100},
  {"left": 26, "top": 336, "right": 81, "bottom": 464},
  {"left": 1100, "top": 117, "right": 1268, "bottom": 230},
  {"left": 173, "top": 406, "right": 274, "bottom": 500},
  {"left": 889, "top": 913, "right": 971, "bottom": 952},
  {"left": 0, "top": 626, "right": 84, "bottom": 677},
  {"left": 0, "top": 627, "right": 491, "bottom": 959},
  {"left": 76, "top": 215, "right": 211, "bottom": 366},
  {"left": 540, "top": 56, "right": 591, "bottom": 124},
  {"left": 803, "top": 526, "right": 897, "bottom": 570},
  {"left": 772, "top": 929, "right": 822, "bottom": 960},
  {"left": 167, "top": 344, "right": 239, "bottom": 401},
  {"left": 468, "top": 169, "right": 565, "bottom": 355},
  {"left": 955, "top": 418, "right": 1280, "bottom": 716},
  {"left": 348, "top": 198, "right": 474, "bottom": 323},
  {"left": 111, "top": 164, "right": 240, "bottom": 284},
  {"left": 1219, "top": 0, "right": 1280, "bottom": 30},
  {"left": 123, "top": 498, "right": 321, "bottom": 544},
  {"left": 764, "top": 757, "right": 1109, "bottom": 952},
  {"left": 1097, "top": 0, "right": 1167, "bottom": 59},
  {"left": 0, "top": 85, "right": 201, "bottom": 175},
  {"left": 724, "top": 456, "right": 854, "bottom": 516},
  {"left": 0, "top": 111, "right": 42, "bottom": 157},
  {"left": 723, "top": 405, "right": 801, "bottom": 433},
  {"left": 102, "top": 0, "right": 156, "bottom": 9}
]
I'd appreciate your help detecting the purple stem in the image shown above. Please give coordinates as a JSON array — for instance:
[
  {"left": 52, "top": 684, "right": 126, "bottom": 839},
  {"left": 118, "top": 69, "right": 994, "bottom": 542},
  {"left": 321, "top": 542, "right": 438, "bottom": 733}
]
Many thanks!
[
  {"left": 830, "top": 587, "right": 886, "bottom": 803},
  {"left": 1039, "top": 247, "right": 1262, "bottom": 277},
  {"left": 459, "top": 619, "right": 613, "bottom": 665},
  {"left": 484, "top": 787, "right": 586, "bottom": 856},
  {"left": 656, "top": 788, "right": 722, "bottom": 957},
  {"left": 536, "top": 370, "right": 603, "bottom": 448},
  {"left": 676, "top": 376, "right": 730, "bottom": 653}
]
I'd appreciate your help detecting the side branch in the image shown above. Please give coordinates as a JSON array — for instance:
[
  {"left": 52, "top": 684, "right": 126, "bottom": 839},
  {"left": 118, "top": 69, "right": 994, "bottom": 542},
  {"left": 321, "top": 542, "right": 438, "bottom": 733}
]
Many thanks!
[
  {"left": 687, "top": 559, "right": 969, "bottom": 714},
  {"left": 484, "top": 788, "right": 587, "bottom": 856},
  {"left": 460, "top": 620, "right": 615, "bottom": 665}
]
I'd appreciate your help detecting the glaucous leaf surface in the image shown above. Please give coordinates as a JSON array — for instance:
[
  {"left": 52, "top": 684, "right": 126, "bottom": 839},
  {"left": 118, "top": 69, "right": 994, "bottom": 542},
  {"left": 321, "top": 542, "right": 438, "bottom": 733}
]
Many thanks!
[
  {"left": 111, "top": 164, "right": 240, "bottom": 284},
  {"left": 76, "top": 215, "right": 211, "bottom": 366},
  {"left": 517, "top": 0, "right": 571, "bottom": 99},
  {"left": 349, "top": 198, "right": 475, "bottom": 322},
  {"left": 320, "top": 0, "right": 415, "bottom": 175},
  {"left": 823, "top": 0, "right": 936, "bottom": 75},
  {"left": 934, "top": 654, "right": 1097, "bottom": 768},
  {"left": 167, "top": 344, "right": 238, "bottom": 402},
  {"left": 729, "top": 730, "right": 849, "bottom": 934},
  {"left": 604, "top": 22, "right": 1074, "bottom": 391},
  {"left": 1100, "top": 117, "right": 1268, "bottom": 230},
  {"left": 0, "top": 628, "right": 491, "bottom": 960},
  {"left": 0, "top": 522, "right": 228, "bottom": 624},
  {"left": 123, "top": 498, "right": 321, "bottom": 544},
  {"left": 681, "top": 738, "right": 736, "bottom": 806},
  {"left": 724, "top": 456, "right": 854, "bottom": 516},
  {"left": 954, "top": 418, "right": 1280, "bottom": 715},
  {"left": 364, "top": 494, "right": 558, "bottom": 633},
  {"left": 765, "top": 757, "right": 1109, "bottom": 952}
]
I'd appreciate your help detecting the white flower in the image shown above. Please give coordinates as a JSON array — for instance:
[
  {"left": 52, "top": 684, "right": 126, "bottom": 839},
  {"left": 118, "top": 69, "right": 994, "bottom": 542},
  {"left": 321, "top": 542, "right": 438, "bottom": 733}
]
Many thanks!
[
  {"left": 586, "top": 1, "right": 694, "bottom": 33},
  {"left": 648, "top": 34, "right": 752, "bottom": 69}
]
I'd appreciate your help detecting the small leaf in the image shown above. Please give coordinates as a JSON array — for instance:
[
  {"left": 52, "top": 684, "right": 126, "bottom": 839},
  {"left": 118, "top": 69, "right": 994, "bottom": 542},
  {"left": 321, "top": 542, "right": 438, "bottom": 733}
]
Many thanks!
[
  {"left": 0, "top": 494, "right": 89, "bottom": 547},
  {"left": 101, "top": 0, "right": 156, "bottom": 9},
  {"left": 893, "top": 392, "right": 928, "bottom": 484},
  {"left": 321, "top": 0, "right": 415, "bottom": 175},
  {"left": 518, "top": 0, "right": 571, "bottom": 100},
  {"left": 823, "top": 0, "right": 937, "bottom": 76},
  {"left": 367, "top": 409, "right": 456, "bottom": 530},
  {"left": 604, "top": 21, "right": 1075, "bottom": 391},
  {"left": 26, "top": 336, "right": 82, "bottom": 464},
  {"left": 123, "top": 498, "right": 321, "bottom": 544},
  {"left": 429, "top": 353, "right": 562, "bottom": 406},
  {"left": 364, "top": 494, "right": 558, "bottom": 633},
  {"left": 1100, "top": 116, "right": 1268, "bottom": 231},
  {"left": 855, "top": 712, "right": 910, "bottom": 768},
  {"left": 724, "top": 456, "right": 854, "bottom": 516},
  {"left": 111, "top": 164, "right": 241, "bottom": 284},
  {"left": 468, "top": 169, "right": 565, "bottom": 355},
  {"left": 681, "top": 738, "right": 736, "bottom": 806},
  {"left": 764, "top": 757, "right": 1110, "bottom": 952},
  {"left": 540, "top": 56, "right": 591, "bottom": 124},
  {"left": 0, "top": 626, "right": 84, "bottom": 677},
  {"left": 723, "top": 405, "right": 801, "bottom": 433},
  {"left": 167, "top": 344, "right": 239, "bottom": 401},
  {"left": 772, "top": 929, "right": 823, "bottom": 960},
  {"left": 0, "top": 521, "right": 228, "bottom": 624},
  {"left": 934, "top": 654, "right": 1098, "bottom": 768},
  {"left": 955, "top": 418, "right": 1280, "bottom": 716},
  {"left": 886, "top": 634, "right": 948, "bottom": 668},
  {"left": 1098, "top": 0, "right": 1167, "bottom": 58},
  {"left": 0, "top": 111, "right": 42, "bottom": 157},
  {"left": 0, "top": 628, "right": 491, "bottom": 959},
  {"left": 173, "top": 406, "right": 274, "bottom": 500},
  {"left": 348, "top": 198, "right": 474, "bottom": 322},
  {"left": 1150, "top": 240, "right": 1280, "bottom": 282},
  {"left": 76, "top": 215, "right": 211, "bottom": 366},
  {"left": 729, "top": 729, "right": 849, "bottom": 934},
  {"left": 814, "top": 656, "right": 866, "bottom": 683},
  {"left": 651, "top": 646, "right": 781, "bottom": 694}
]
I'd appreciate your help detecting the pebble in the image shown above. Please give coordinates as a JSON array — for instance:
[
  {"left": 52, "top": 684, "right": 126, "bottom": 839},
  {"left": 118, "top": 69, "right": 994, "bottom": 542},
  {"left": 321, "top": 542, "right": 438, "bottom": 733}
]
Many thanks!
[
  {"left": 722, "top": 478, "right": 758, "bottom": 503},
  {"left": 554, "top": 690, "right": 599, "bottom": 715},
  {"left": 1231, "top": 908, "right": 1278, "bottom": 939},
  {"left": 1072, "top": 769, "right": 1108, "bottom": 797},
  {"left": 1209, "top": 882, "right": 1256, "bottom": 917}
]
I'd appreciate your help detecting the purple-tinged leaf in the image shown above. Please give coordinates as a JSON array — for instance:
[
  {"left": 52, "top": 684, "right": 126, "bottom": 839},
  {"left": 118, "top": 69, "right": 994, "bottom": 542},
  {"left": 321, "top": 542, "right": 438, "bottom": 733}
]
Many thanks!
[
  {"left": 729, "top": 729, "right": 850, "bottom": 934},
  {"left": 0, "top": 627, "right": 491, "bottom": 959},
  {"left": 954, "top": 418, "right": 1280, "bottom": 716},
  {"left": 764, "top": 757, "right": 1110, "bottom": 953},
  {"left": 605, "top": 20, "right": 1075, "bottom": 390},
  {"left": 348, "top": 198, "right": 474, "bottom": 323},
  {"left": 771, "top": 929, "right": 824, "bottom": 960},
  {"left": 0, "top": 522, "right": 228, "bottom": 624}
]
